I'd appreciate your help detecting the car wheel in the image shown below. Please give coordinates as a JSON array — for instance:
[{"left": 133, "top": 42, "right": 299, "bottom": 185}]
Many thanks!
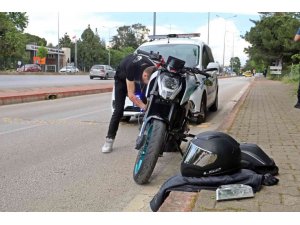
[
  {"left": 90, "top": 76, "right": 93, "bottom": 79},
  {"left": 195, "top": 97, "right": 207, "bottom": 124},
  {"left": 209, "top": 90, "right": 218, "bottom": 112}
]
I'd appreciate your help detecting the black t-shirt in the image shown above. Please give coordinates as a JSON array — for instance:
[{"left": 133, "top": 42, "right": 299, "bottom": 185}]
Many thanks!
[{"left": 115, "top": 53, "right": 154, "bottom": 82}]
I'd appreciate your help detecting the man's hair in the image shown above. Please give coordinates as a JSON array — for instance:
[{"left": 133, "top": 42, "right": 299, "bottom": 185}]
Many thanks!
[{"left": 144, "top": 66, "right": 158, "bottom": 79}]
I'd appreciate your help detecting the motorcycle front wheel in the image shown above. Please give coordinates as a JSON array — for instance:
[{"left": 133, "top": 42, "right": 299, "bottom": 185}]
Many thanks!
[{"left": 133, "top": 119, "right": 166, "bottom": 185}]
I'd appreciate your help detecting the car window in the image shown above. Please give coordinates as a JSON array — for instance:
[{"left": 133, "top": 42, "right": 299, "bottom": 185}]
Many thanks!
[
  {"left": 92, "top": 65, "right": 104, "bottom": 70},
  {"left": 202, "top": 46, "right": 214, "bottom": 69},
  {"left": 138, "top": 44, "right": 199, "bottom": 68}
]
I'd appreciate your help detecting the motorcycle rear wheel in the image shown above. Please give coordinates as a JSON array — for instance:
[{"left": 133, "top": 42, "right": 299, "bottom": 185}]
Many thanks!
[{"left": 133, "top": 119, "right": 166, "bottom": 185}]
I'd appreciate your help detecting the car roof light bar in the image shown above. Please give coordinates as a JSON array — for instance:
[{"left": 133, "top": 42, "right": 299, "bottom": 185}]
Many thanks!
[{"left": 148, "top": 33, "right": 201, "bottom": 40}]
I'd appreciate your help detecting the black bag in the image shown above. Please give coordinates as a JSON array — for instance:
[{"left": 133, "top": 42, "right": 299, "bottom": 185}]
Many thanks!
[{"left": 240, "top": 143, "right": 279, "bottom": 175}]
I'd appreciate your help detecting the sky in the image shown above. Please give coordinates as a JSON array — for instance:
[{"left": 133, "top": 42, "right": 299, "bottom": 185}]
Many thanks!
[
  {"left": 23, "top": 12, "right": 260, "bottom": 67},
  {"left": 3, "top": 0, "right": 299, "bottom": 67}
]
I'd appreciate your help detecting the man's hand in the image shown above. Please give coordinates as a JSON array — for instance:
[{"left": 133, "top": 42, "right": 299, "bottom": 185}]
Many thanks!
[
  {"left": 126, "top": 79, "right": 147, "bottom": 110},
  {"left": 141, "top": 103, "right": 148, "bottom": 111}
]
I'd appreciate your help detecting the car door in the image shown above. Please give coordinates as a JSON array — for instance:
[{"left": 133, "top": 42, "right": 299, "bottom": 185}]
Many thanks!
[
  {"left": 202, "top": 45, "right": 217, "bottom": 105},
  {"left": 107, "top": 65, "right": 114, "bottom": 78}
]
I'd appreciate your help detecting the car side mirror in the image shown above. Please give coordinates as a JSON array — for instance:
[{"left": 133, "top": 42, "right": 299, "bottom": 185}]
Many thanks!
[{"left": 206, "top": 62, "right": 220, "bottom": 73}]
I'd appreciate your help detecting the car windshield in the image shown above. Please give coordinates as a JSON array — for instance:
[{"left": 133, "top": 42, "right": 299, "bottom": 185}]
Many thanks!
[{"left": 138, "top": 44, "right": 199, "bottom": 67}]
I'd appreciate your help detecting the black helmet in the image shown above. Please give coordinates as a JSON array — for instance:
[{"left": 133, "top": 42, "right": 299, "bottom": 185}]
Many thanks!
[{"left": 181, "top": 131, "right": 241, "bottom": 177}]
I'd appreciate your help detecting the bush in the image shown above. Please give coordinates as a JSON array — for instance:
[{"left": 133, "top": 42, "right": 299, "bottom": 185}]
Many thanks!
[
  {"left": 283, "top": 64, "right": 300, "bottom": 83},
  {"left": 280, "top": 64, "right": 300, "bottom": 96}
]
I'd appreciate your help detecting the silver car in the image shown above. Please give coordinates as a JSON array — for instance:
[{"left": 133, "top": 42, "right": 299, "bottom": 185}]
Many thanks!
[{"left": 89, "top": 64, "right": 116, "bottom": 80}]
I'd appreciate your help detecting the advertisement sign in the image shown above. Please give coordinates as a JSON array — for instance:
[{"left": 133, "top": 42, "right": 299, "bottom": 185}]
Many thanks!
[{"left": 33, "top": 56, "right": 46, "bottom": 65}]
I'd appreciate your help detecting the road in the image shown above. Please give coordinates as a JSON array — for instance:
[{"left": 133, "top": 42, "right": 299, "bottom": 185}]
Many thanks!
[
  {"left": 0, "top": 76, "right": 253, "bottom": 211},
  {"left": 0, "top": 74, "right": 113, "bottom": 89}
]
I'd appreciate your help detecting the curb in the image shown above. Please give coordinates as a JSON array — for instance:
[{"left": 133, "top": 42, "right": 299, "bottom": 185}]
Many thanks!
[
  {"left": 157, "top": 78, "right": 255, "bottom": 212},
  {"left": 0, "top": 86, "right": 113, "bottom": 106}
]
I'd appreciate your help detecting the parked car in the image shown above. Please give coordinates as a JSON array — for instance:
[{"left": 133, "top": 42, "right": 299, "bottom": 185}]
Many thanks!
[
  {"left": 243, "top": 71, "right": 253, "bottom": 77},
  {"left": 112, "top": 33, "right": 220, "bottom": 124},
  {"left": 89, "top": 65, "right": 116, "bottom": 79},
  {"left": 59, "top": 66, "right": 79, "bottom": 73},
  {"left": 17, "top": 64, "right": 42, "bottom": 72}
]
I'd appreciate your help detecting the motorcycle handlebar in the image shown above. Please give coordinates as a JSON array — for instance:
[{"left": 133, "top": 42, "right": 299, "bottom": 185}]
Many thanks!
[{"left": 183, "top": 67, "right": 213, "bottom": 78}]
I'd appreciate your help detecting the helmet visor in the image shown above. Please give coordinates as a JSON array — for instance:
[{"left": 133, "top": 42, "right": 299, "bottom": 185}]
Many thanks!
[{"left": 183, "top": 142, "right": 217, "bottom": 167}]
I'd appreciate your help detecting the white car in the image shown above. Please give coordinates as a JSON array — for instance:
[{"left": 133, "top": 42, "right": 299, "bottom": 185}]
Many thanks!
[
  {"left": 59, "top": 66, "right": 79, "bottom": 73},
  {"left": 112, "top": 33, "right": 219, "bottom": 124}
]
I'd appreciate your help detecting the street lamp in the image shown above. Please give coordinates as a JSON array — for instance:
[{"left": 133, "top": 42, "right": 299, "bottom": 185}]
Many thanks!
[
  {"left": 216, "top": 14, "right": 237, "bottom": 70},
  {"left": 153, "top": 12, "right": 156, "bottom": 36},
  {"left": 57, "top": 12, "right": 60, "bottom": 72},
  {"left": 207, "top": 12, "right": 210, "bottom": 45}
]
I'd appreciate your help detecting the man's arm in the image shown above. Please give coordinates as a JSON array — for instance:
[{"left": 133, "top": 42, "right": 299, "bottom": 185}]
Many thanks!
[{"left": 126, "top": 79, "right": 147, "bottom": 111}]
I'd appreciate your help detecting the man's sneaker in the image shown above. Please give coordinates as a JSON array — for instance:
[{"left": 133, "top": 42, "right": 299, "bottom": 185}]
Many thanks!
[
  {"left": 102, "top": 138, "right": 114, "bottom": 153},
  {"left": 294, "top": 102, "right": 300, "bottom": 109}
]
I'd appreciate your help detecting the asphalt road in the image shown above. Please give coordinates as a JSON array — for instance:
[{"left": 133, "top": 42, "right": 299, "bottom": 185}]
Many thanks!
[
  {"left": 0, "top": 76, "right": 253, "bottom": 211},
  {"left": 0, "top": 74, "right": 114, "bottom": 89}
]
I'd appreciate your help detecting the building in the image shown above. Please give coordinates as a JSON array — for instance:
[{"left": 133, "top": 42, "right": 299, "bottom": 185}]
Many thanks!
[{"left": 25, "top": 44, "right": 71, "bottom": 72}]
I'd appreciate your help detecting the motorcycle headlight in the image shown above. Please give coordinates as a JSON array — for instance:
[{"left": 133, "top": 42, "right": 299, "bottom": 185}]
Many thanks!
[
  {"left": 162, "top": 75, "right": 180, "bottom": 90},
  {"left": 159, "top": 74, "right": 182, "bottom": 100}
]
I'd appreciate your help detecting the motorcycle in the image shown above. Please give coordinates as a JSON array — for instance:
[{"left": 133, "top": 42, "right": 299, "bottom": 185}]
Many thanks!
[{"left": 133, "top": 50, "right": 217, "bottom": 185}]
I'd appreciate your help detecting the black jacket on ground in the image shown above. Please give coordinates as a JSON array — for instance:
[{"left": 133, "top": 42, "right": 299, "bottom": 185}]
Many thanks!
[{"left": 150, "top": 169, "right": 263, "bottom": 212}]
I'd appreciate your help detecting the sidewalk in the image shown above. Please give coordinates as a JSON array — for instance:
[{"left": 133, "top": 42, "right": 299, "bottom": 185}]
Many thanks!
[
  {"left": 159, "top": 77, "right": 300, "bottom": 212},
  {"left": 0, "top": 84, "right": 113, "bottom": 105}
]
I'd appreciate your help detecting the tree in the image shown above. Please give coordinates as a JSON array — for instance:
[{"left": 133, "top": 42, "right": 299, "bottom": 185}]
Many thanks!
[
  {"left": 37, "top": 46, "right": 48, "bottom": 71},
  {"left": 6, "top": 12, "right": 28, "bottom": 32},
  {"left": 111, "top": 23, "right": 149, "bottom": 50},
  {"left": 110, "top": 47, "right": 135, "bottom": 68},
  {"left": 0, "top": 12, "right": 27, "bottom": 70},
  {"left": 37, "top": 45, "right": 48, "bottom": 58},
  {"left": 59, "top": 33, "right": 72, "bottom": 48},
  {"left": 24, "top": 33, "right": 47, "bottom": 46},
  {"left": 77, "top": 25, "right": 106, "bottom": 71},
  {"left": 59, "top": 33, "right": 75, "bottom": 63},
  {"left": 244, "top": 13, "right": 300, "bottom": 68},
  {"left": 229, "top": 57, "right": 241, "bottom": 74}
]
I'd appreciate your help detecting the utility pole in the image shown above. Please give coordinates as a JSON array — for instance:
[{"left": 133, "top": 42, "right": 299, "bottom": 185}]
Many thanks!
[
  {"left": 102, "top": 26, "right": 117, "bottom": 66},
  {"left": 57, "top": 12, "right": 60, "bottom": 73},
  {"left": 153, "top": 12, "right": 156, "bottom": 36},
  {"left": 216, "top": 14, "right": 237, "bottom": 70},
  {"left": 75, "top": 39, "right": 77, "bottom": 69},
  {"left": 207, "top": 12, "right": 210, "bottom": 45}
]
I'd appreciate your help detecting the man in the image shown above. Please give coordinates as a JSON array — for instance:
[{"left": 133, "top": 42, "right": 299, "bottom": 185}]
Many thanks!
[
  {"left": 294, "top": 27, "right": 300, "bottom": 109},
  {"left": 102, "top": 53, "right": 157, "bottom": 153}
]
